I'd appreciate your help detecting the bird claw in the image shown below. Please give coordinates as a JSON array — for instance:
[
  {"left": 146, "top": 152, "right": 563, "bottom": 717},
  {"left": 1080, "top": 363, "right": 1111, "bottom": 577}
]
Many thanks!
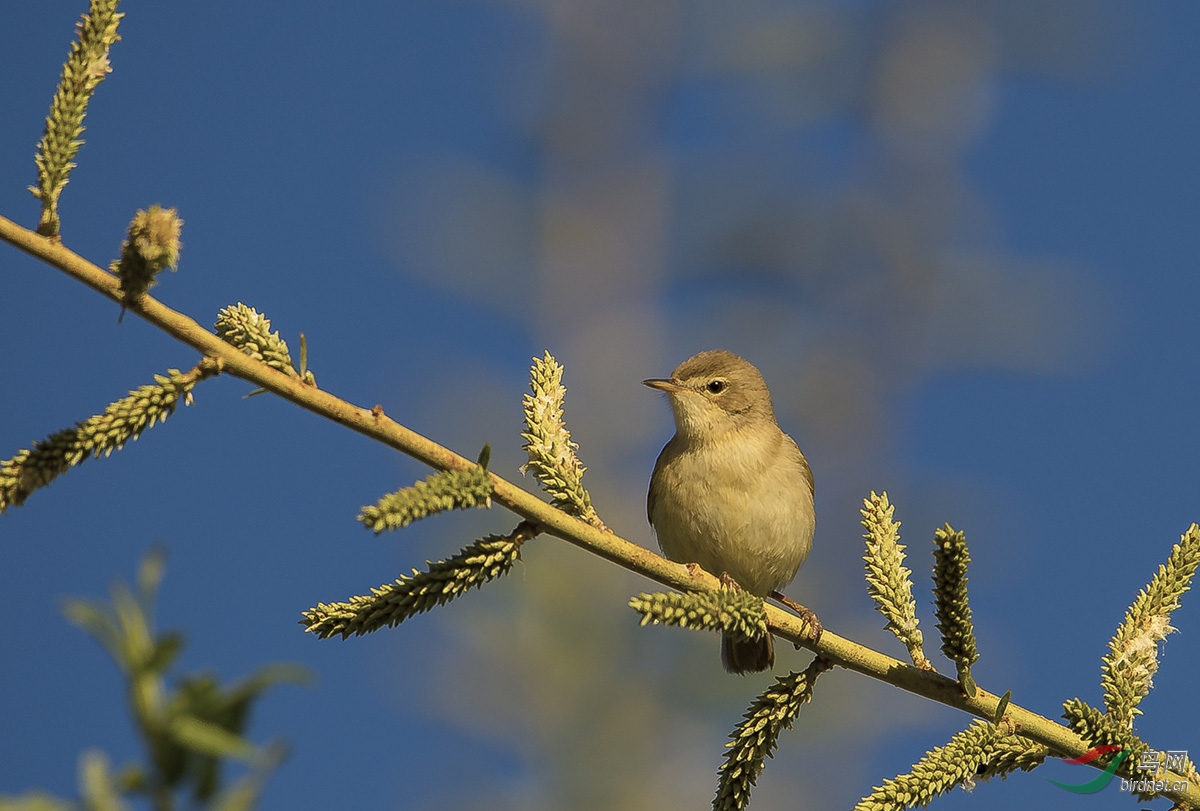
[{"left": 771, "top": 590, "right": 823, "bottom": 644}]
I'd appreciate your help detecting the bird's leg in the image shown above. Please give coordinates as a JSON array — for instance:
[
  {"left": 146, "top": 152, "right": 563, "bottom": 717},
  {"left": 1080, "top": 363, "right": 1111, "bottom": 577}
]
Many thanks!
[{"left": 771, "top": 590, "right": 823, "bottom": 644}]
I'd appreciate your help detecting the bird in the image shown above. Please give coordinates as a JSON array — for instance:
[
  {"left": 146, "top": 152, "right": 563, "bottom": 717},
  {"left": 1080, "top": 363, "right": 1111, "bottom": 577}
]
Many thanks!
[{"left": 645, "top": 349, "right": 817, "bottom": 674}]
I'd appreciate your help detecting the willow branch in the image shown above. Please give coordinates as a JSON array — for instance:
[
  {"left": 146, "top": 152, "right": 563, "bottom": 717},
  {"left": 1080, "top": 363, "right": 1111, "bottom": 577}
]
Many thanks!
[{"left": 2, "top": 212, "right": 1196, "bottom": 810}]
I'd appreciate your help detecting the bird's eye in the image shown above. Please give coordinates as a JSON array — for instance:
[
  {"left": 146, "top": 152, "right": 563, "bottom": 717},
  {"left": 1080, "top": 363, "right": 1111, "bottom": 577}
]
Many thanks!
[{"left": 705, "top": 380, "right": 727, "bottom": 394}]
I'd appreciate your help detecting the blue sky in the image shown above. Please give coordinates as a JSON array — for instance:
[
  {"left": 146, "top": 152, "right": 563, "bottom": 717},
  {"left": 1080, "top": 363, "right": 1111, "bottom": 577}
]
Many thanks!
[{"left": 3, "top": 2, "right": 1198, "bottom": 810}]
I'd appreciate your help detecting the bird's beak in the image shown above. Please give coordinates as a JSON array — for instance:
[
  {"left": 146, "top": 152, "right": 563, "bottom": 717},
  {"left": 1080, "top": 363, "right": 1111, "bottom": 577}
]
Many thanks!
[{"left": 643, "top": 377, "right": 684, "bottom": 393}]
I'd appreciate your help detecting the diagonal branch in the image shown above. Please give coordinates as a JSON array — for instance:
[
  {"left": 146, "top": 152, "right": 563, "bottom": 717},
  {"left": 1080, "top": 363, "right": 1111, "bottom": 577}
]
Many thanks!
[{"left": 2, "top": 212, "right": 1197, "bottom": 811}]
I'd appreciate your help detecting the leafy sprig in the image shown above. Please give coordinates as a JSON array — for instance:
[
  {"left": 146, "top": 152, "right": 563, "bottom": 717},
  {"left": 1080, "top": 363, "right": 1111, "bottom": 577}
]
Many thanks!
[
  {"left": 30, "top": 0, "right": 123, "bottom": 237},
  {"left": 0, "top": 359, "right": 220, "bottom": 513},
  {"left": 301, "top": 523, "right": 535, "bottom": 639},
  {"left": 629, "top": 589, "right": 768, "bottom": 644},
  {"left": 931, "top": 524, "right": 979, "bottom": 696},
  {"left": 862, "top": 492, "right": 929, "bottom": 669},
  {"left": 520, "top": 352, "right": 606, "bottom": 530},
  {"left": 358, "top": 445, "right": 493, "bottom": 533}
]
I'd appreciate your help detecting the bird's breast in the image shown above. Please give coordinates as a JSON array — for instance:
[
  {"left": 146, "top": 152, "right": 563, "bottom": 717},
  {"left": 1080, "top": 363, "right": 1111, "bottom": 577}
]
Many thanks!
[{"left": 649, "top": 430, "right": 814, "bottom": 595}]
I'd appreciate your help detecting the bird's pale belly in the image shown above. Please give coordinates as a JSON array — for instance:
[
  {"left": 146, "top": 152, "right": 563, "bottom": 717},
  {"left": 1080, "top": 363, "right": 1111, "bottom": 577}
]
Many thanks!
[{"left": 651, "top": 469, "right": 813, "bottom": 596}]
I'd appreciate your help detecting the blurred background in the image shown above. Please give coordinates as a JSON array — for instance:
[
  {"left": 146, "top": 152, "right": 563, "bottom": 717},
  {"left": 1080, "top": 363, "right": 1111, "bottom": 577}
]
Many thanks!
[{"left": 3, "top": 1, "right": 1198, "bottom": 809}]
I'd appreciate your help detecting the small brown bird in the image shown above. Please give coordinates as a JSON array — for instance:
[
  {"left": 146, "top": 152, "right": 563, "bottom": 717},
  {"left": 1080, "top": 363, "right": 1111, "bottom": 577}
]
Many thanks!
[{"left": 645, "top": 350, "right": 816, "bottom": 674}]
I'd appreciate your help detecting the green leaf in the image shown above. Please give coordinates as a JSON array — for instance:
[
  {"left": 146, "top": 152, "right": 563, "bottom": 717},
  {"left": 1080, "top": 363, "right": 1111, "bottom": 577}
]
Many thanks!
[
  {"left": 168, "top": 716, "right": 257, "bottom": 763},
  {"left": 0, "top": 792, "right": 76, "bottom": 811},
  {"left": 135, "top": 547, "right": 166, "bottom": 608},
  {"left": 207, "top": 742, "right": 287, "bottom": 811},
  {"left": 62, "top": 598, "right": 124, "bottom": 670},
  {"left": 79, "top": 749, "right": 129, "bottom": 811},
  {"left": 146, "top": 633, "right": 185, "bottom": 673}
]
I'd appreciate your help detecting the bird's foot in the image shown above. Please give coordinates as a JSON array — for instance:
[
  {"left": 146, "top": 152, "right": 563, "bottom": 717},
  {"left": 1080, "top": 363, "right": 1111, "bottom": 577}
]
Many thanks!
[
  {"left": 771, "top": 590, "right": 823, "bottom": 645},
  {"left": 718, "top": 571, "right": 743, "bottom": 590}
]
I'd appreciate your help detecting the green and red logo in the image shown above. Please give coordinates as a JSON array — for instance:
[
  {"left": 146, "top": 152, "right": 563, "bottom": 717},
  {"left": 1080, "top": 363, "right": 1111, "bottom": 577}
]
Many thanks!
[{"left": 1047, "top": 745, "right": 1129, "bottom": 793}]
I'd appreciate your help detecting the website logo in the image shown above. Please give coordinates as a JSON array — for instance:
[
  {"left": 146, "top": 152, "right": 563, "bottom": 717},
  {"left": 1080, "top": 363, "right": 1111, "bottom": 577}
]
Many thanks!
[
  {"left": 1048, "top": 747, "right": 1191, "bottom": 795},
  {"left": 1047, "top": 745, "right": 1128, "bottom": 794}
]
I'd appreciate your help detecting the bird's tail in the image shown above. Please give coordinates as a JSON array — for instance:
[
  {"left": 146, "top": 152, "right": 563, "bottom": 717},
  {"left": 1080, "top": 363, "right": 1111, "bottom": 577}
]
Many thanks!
[{"left": 721, "top": 631, "right": 774, "bottom": 674}]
